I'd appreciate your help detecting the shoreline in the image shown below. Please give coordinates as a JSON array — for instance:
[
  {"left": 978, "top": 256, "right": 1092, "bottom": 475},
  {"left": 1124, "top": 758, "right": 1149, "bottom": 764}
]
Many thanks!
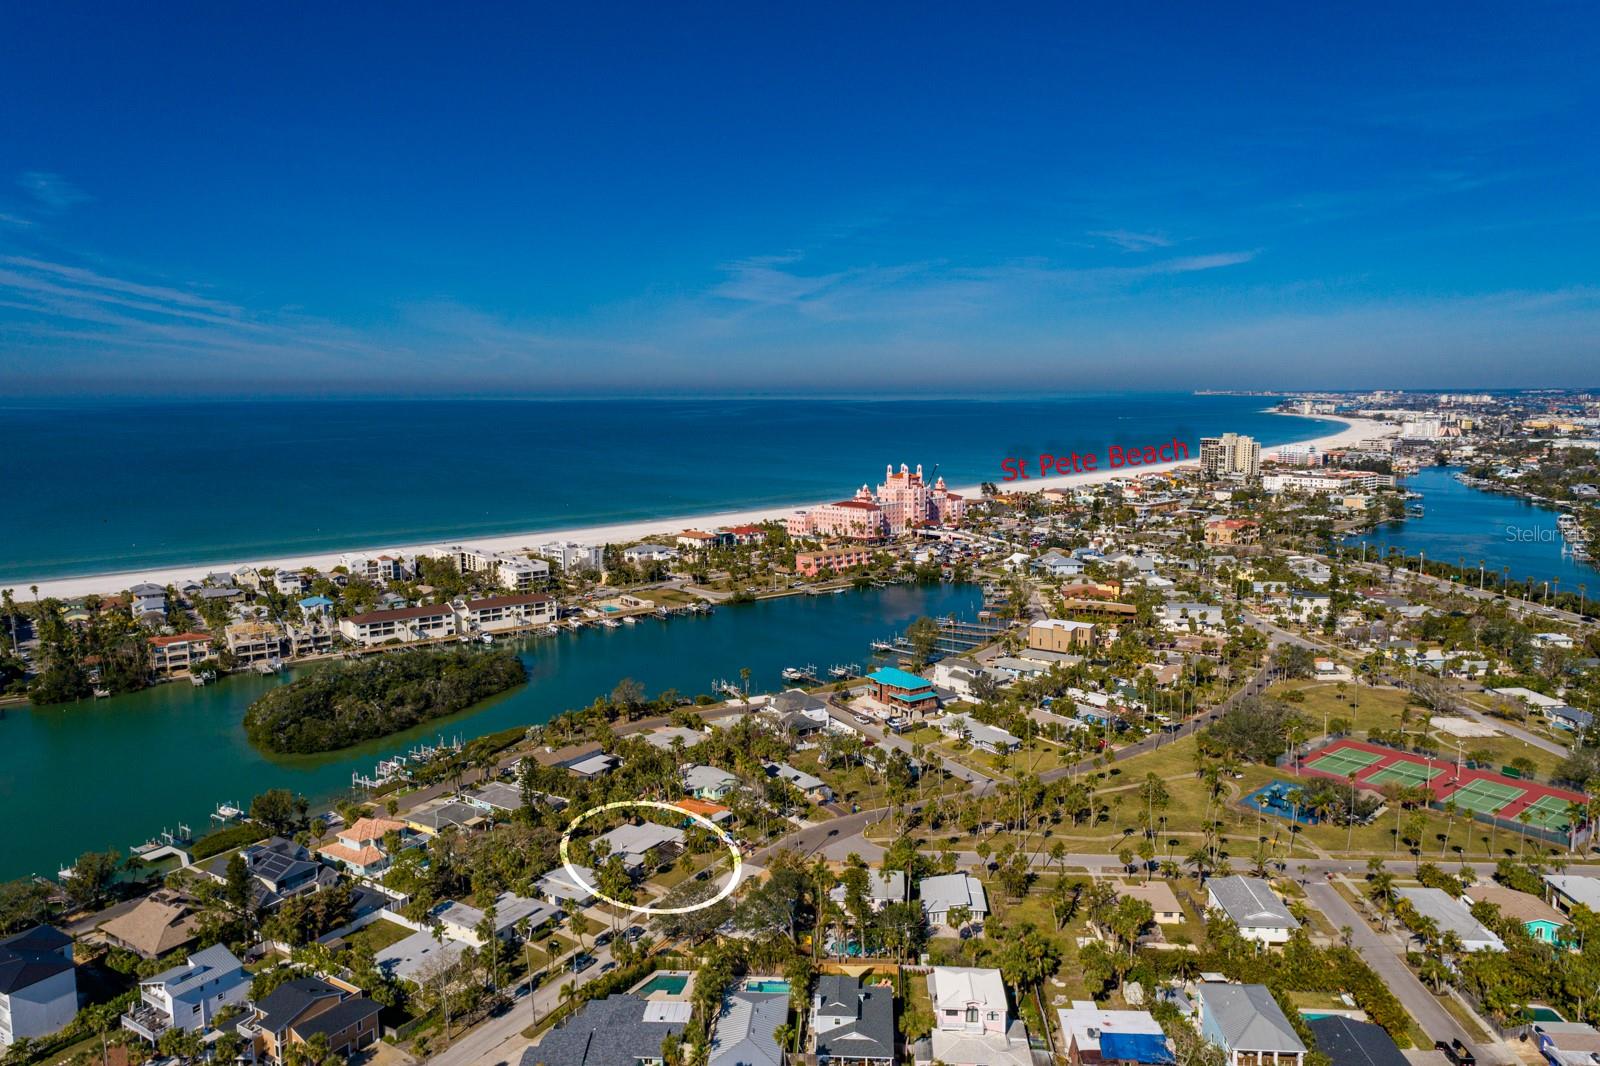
[{"left": 9, "top": 414, "right": 1390, "bottom": 600}]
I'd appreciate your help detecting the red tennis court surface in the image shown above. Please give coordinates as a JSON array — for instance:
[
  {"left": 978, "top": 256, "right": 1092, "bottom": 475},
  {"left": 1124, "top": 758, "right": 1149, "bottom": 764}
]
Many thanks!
[{"left": 1296, "top": 737, "right": 1588, "bottom": 830}]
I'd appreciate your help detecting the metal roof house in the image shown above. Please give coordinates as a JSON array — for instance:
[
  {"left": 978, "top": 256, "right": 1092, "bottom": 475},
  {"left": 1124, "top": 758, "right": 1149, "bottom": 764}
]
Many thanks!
[
  {"left": 1196, "top": 983, "right": 1306, "bottom": 1066},
  {"left": 1206, "top": 877, "right": 1299, "bottom": 944},
  {"left": 1395, "top": 888, "right": 1504, "bottom": 953},
  {"left": 709, "top": 991, "right": 787, "bottom": 1066}
]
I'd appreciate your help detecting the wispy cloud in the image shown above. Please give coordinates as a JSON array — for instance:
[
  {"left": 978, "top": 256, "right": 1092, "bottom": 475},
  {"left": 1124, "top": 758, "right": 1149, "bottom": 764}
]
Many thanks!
[
  {"left": 1089, "top": 229, "right": 1173, "bottom": 252},
  {"left": 17, "top": 171, "right": 90, "bottom": 212}
]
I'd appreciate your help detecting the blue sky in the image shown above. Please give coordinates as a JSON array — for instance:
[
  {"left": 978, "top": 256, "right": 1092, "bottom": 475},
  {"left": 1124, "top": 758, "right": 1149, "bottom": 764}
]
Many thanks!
[{"left": 1, "top": 3, "right": 1597, "bottom": 395}]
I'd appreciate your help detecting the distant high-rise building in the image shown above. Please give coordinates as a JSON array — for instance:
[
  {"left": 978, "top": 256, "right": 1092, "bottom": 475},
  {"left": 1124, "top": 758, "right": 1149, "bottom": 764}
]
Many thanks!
[{"left": 1200, "top": 433, "right": 1260, "bottom": 479}]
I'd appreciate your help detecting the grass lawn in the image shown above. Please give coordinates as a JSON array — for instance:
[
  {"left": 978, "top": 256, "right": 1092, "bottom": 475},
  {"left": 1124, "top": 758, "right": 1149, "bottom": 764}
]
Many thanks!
[
  {"left": 1422, "top": 732, "right": 1564, "bottom": 780},
  {"left": 790, "top": 750, "right": 891, "bottom": 809},
  {"left": 1266, "top": 680, "right": 1411, "bottom": 734},
  {"left": 344, "top": 918, "right": 413, "bottom": 955}
]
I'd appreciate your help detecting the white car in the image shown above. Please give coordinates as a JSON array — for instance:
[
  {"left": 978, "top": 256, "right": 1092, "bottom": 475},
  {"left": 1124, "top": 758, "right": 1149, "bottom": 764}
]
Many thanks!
[{"left": 854, "top": 714, "right": 873, "bottom": 726}]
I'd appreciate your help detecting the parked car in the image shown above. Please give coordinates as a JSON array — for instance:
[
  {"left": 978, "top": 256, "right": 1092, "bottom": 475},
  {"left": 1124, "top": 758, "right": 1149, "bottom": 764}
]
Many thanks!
[
  {"left": 569, "top": 953, "right": 596, "bottom": 974},
  {"left": 1435, "top": 1040, "right": 1476, "bottom": 1066}
]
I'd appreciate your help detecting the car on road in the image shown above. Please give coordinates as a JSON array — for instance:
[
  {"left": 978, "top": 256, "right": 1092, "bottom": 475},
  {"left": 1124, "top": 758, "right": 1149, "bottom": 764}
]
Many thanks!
[
  {"left": 1435, "top": 1040, "right": 1476, "bottom": 1066},
  {"left": 569, "top": 953, "right": 596, "bottom": 974},
  {"left": 854, "top": 714, "right": 872, "bottom": 725}
]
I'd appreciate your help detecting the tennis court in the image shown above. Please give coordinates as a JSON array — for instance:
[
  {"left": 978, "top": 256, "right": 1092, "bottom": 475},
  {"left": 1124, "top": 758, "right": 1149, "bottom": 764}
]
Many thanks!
[
  {"left": 1447, "top": 778, "right": 1525, "bottom": 816},
  {"left": 1306, "top": 748, "right": 1384, "bottom": 777},
  {"left": 1365, "top": 762, "right": 1443, "bottom": 788},
  {"left": 1519, "top": 794, "right": 1580, "bottom": 830}
]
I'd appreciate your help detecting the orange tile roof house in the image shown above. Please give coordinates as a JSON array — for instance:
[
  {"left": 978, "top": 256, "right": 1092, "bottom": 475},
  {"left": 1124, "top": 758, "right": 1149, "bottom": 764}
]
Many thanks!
[{"left": 317, "top": 817, "right": 409, "bottom": 876}]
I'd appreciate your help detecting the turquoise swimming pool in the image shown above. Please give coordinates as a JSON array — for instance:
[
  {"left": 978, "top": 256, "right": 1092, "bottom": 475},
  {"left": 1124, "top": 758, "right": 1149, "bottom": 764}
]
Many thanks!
[
  {"left": 745, "top": 979, "right": 790, "bottom": 994},
  {"left": 638, "top": 973, "right": 689, "bottom": 995}
]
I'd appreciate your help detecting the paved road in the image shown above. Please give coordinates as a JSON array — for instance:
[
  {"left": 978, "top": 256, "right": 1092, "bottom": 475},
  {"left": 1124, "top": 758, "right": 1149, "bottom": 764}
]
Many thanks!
[
  {"left": 427, "top": 938, "right": 618, "bottom": 1066},
  {"left": 1303, "top": 879, "right": 1512, "bottom": 1066}
]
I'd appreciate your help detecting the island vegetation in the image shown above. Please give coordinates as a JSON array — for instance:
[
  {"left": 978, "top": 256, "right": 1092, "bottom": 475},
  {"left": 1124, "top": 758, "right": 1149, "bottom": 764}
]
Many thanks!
[{"left": 242, "top": 647, "right": 527, "bottom": 754}]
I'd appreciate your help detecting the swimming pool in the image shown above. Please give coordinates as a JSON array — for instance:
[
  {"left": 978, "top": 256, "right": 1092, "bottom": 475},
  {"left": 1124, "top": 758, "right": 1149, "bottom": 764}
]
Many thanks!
[
  {"left": 637, "top": 973, "right": 689, "bottom": 995},
  {"left": 1528, "top": 1005, "right": 1566, "bottom": 1022},
  {"left": 745, "top": 979, "right": 790, "bottom": 994}
]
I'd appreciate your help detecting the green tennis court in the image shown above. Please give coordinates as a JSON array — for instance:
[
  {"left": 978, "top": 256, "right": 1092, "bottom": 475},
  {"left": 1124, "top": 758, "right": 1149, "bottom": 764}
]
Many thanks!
[
  {"left": 1448, "top": 779, "right": 1525, "bottom": 816},
  {"left": 1307, "top": 748, "right": 1384, "bottom": 776},
  {"left": 1365, "top": 762, "right": 1443, "bottom": 787},
  {"left": 1519, "top": 795, "right": 1579, "bottom": 830}
]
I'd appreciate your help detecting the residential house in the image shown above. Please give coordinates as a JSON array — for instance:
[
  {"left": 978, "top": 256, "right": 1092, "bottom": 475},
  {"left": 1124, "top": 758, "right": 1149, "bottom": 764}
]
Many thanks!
[
  {"left": 1530, "top": 1022, "right": 1600, "bottom": 1066},
  {"left": 1464, "top": 882, "right": 1568, "bottom": 945},
  {"left": 682, "top": 764, "right": 741, "bottom": 801},
  {"left": 1195, "top": 983, "right": 1306, "bottom": 1066},
  {"left": 374, "top": 931, "right": 468, "bottom": 987},
  {"left": 828, "top": 871, "right": 908, "bottom": 913},
  {"left": 1306, "top": 1016, "right": 1408, "bottom": 1066},
  {"left": 1057, "top": 1002, "right": 1172, "bottom": 1066},
  {"left": 1545, "top": 875, "right": 1600, "bottom": 917},
  {"left": 766, "top": 762, "right": 834, "bottom": 803},
  {"left": 623, "top": 543, "right": 679, "bottom": 565},
  {"left": 273, "top": 571, "right": 310, "bottom": 596},
  {"left": 1029, "top": 618, "right": 1098, "bottom": 652},
  {"left": 812, "top": 975, "right": 895, "bottom": 1066},
  {"left": 1395, "top": 888, "right": 1504, "bottom": 952},
  {"left": 123, "top": 944, "right": 249, "bottom": 1042},
  {"left": 1206, "top": 877, "right": 1298, "bottom": 944},
  {"left": 0, "top": 926, "right": 77, "bottom": 1051},
  {"left": 297, "top": 595, "right": 335, "bottom": 621},
  {"left": 1119, "top": 881, "right": 1184, "bottom": 925},
  {"left": 202, "top": 837, "right": 338, "bottom": 911},
  {"left": 864, "top": 667, "right": 940, "bottom": 717},
  {"left": 237, "top": 975, "right": 382, "bottom": 1064},
  {"left": 463, "top": 781, "right": 535, "bottom": 815},
  {"left": 338, "top": 604, "right": 457, "bottom": 646},
  {"left": 919, "top": 874, "right": 990, "bottom": 931},
  {"left": 522, "top": 994, "right": 689, "bottom": 1066},
  {"left": 920, "top": 967, "right": 1032, "bottom": 1066},
  {"left": 405, "top": 799, "right": 489, "bottom": 837},
  {"left": 148, "top": 633, "right": 214, "bottom": 676},
  {"left": 1159, "top": 603, "right": 1226, "bottom": 632},
  {"left": 930, "top": 657, "right": 1001, "bottom": 700},
  {"left": 938, "top": 713, "right": 1021, "bottom": 754},
  {"left": 565, "top": 752, "right": 620, "bottom": 778},
  {"left": 317, "top": 817, "right": 410, "bottom": 877},
  {"left": 97, "top": 891, "right": 202, "bottom": 959},
  {"left": 130, "top": 583, "right": 167, "bottom": 620},
  {"left": 224, "top": 621, "right": 284, "bottom": 664},
  {"left": 433, "top": 894, "right": 559, "bottom": 946},
  {"left": 1032, "top": 550, "right": 1084, "bottom": 577},
  {"left": 594, "top": 821, "right": 686, "bottom": 875},
  {"left": 709, "top": 991, "right": 787, "bottom": 1066},
  {"left": 536, "top": 865, "right": 597, "bottom": 908}
]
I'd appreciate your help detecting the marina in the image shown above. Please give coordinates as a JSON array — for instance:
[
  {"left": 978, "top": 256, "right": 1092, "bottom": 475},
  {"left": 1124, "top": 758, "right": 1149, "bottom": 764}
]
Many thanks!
[{"left": 0, "top": 580, "right": 979, "bottom": 881}]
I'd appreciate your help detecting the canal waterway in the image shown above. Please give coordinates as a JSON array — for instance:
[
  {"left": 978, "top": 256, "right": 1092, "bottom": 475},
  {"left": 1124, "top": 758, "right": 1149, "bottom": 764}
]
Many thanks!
[
  {"left": 0, "top": 582, "right": 979, "bottom": 881},
  {"left": 1345, "top": 466, "right": 1598, "bottom": 592}
]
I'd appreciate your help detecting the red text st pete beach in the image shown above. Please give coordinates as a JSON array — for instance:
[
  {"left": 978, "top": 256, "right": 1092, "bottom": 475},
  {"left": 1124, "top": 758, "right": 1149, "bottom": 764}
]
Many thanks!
[{"left": 999, "top": 437, "right": 1189, "bottom": 481}]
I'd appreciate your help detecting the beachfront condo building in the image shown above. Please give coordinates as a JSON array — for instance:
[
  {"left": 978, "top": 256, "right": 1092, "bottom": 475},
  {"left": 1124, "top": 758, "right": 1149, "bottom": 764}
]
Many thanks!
[
  {"left": 536, "top": 541, "right": 603, "bottom": 572},
  {"left": 787, "top": 462, "right": 966, "bottom": 540},
  {"left": 337, "top": 552, "right": 412, "bottom": 583},
  {"left": 1200, "top": 434, "right": 1261, "bottom": 479},
  {"left": 430, "top": 545, "right": 551, "bottom": 591}
]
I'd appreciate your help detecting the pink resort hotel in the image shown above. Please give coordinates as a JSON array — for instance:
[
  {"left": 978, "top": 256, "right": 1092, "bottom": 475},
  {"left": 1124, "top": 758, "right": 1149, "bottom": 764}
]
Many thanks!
[{"left": 786, "top": 462, "right": 967, "bottom": 541}]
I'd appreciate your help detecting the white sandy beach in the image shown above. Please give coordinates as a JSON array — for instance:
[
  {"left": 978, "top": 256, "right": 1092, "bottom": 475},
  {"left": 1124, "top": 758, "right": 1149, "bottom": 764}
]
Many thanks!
[{"left": 11, "top": 414, "right": 1392, "bottom": 600}]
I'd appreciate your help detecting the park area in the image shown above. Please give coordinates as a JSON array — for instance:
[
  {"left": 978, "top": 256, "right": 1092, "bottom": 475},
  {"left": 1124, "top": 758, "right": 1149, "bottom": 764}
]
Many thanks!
[{"left": 1296, "top": 736, "right": 1587, "bottom": 834}]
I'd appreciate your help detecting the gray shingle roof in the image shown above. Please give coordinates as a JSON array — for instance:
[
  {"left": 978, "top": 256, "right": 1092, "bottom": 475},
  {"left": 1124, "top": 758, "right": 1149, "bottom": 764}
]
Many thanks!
[
  {"left": 1308, "top": 1015, "right": 1409, "bottom": 1066},
  {"left": 814, "top": 976, "right": 894, "bottom": 1063},
  {"left": 521, "top": 994, "right": 686, "bottom": 1066}
]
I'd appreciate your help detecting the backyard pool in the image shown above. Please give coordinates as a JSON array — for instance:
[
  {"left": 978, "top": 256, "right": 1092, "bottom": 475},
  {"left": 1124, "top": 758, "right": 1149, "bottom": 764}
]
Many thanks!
[
  {"left": 637, "top": 973, "right": 690, "bottom": 996},
  {"left": 745, "top": 979, "right": 790, "bottom": 994}
]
